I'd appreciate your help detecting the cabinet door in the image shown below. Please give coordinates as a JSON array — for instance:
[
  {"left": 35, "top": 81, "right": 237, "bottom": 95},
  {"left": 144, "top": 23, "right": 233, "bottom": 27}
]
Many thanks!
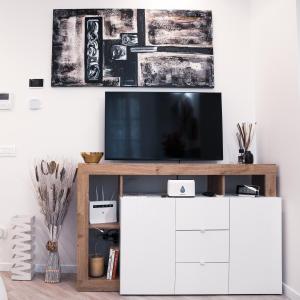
[
  {"left": 120, "top": 196, "right": 175, "bottom": 295},
  {"left": 229, "top": 197, "right": 282, "bottom": 294}
]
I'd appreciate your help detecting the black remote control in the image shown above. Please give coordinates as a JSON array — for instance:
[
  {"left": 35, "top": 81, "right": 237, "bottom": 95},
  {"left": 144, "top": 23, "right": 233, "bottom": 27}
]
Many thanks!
[{"left": 202, "top": 191, "right": 216, "bottom": 197}]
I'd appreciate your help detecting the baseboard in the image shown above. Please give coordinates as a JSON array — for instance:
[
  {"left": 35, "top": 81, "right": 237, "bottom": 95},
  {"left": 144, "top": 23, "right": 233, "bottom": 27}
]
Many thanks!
[
  {"left": 34, "top": 264, "right": 77, "bottom": 273},
  {"left": 283, "top": 283, "right": 300, "bottom": 300},
  {"left": 0, "top": 263, "right": 11, "bottom": 272},
  {"left": 0, "top": 263, "right": 76, "bottom": 274}
]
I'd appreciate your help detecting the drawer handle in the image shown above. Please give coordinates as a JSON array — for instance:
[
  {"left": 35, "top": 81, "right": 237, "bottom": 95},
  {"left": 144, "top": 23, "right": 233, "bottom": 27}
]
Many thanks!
[{"left": 200, "top": 229, "right": 206, "bottom": 233}]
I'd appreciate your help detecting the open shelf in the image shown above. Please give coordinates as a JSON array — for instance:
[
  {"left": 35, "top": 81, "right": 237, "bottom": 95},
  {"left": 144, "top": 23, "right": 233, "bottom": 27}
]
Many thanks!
[{"left": 89, "top": 223, "right": 120, "bottom": 230}]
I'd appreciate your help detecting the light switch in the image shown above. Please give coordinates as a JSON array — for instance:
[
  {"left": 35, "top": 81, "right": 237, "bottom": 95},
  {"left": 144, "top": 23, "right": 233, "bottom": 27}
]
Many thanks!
[{"left": 0, "top": 145, "right": 16, "bottom": 157}]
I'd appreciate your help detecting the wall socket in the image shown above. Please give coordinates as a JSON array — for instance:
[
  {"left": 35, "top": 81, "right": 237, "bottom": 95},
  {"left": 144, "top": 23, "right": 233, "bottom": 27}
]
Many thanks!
[{"left": 0, "top": 144, "right": 16, "bottom": 156}]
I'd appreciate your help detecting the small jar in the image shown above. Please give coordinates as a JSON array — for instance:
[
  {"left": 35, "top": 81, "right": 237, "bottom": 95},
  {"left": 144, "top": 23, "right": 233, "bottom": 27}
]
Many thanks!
[{"left": 89, "top": 255, "right": 105, "bottom": 277}]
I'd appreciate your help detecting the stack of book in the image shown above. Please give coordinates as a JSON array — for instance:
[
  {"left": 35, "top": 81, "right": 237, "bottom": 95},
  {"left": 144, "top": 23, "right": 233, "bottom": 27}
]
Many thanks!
[{"left": 106, "top": 246, "right": 119, "bottom": 280}]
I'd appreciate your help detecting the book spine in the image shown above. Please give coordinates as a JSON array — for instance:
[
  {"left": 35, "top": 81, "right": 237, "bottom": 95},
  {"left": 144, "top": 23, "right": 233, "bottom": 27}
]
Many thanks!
[
  {"left": 109, "top": 249, "right": 115, "bottom": 279},
  {"left": 106, "top": 248, "right": 113, "bottom": 280},
  {"left": 112, "top": 249, "right": 119, "bottom": 280}
]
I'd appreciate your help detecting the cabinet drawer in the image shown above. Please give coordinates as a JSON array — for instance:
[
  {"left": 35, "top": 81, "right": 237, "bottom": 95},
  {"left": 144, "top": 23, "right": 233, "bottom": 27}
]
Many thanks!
[
  {"left": 176, "top": 230, "right": 229, "bottom": 262},
  {"left": 175, "top": 262, "right": 228, "bottom": 294},
  {"left": 176, "top": 197, "right": 229, "bottom": 230}
]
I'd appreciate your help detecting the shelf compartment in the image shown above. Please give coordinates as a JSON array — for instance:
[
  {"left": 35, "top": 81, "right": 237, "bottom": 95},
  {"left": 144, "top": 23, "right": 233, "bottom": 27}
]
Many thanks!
[
  {"left": 225, "top": 175, "right": 252, "bottom": 195},
  {"left": 207, "top": 175, "right": 225, "bottom": 195},
  {"left": 252, "top": 174, "right": 277, "bottom": 197}
]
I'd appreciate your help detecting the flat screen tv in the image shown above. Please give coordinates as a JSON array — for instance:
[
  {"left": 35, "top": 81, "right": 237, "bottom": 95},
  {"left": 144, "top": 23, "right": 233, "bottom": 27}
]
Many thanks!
[{"left": 105, "top": 92, "right": 223, "bottom": 161}]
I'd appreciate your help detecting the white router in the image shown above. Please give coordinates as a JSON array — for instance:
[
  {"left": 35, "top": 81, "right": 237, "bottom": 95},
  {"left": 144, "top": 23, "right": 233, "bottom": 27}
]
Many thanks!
[{"left": 89, "top": 186, "right": 117, "bottom": 224}]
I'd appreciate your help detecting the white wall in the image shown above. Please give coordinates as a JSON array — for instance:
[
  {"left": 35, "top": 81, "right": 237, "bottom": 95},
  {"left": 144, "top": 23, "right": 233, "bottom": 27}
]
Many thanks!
[
  {"left": 251, "top": 0, "right": 300, "bottom": 297},
  {"left": 0, "top": 0, "right": 254, "bottom": 269}
]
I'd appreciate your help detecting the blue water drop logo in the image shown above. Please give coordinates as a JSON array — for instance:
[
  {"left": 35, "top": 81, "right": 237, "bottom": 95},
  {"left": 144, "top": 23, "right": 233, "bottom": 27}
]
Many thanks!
[{"left": 180, "top": 186, "right": 185, "bottom": 193}]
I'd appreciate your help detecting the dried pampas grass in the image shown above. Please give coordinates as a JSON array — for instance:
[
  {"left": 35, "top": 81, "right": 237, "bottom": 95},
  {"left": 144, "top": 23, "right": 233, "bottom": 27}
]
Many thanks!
[{"left": 32, "top": 158, "right": 77, "bottom": 283}]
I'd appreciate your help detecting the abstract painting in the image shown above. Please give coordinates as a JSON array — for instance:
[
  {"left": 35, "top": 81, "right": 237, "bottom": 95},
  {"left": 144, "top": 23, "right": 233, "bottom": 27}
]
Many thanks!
[{"left": 51, "top": 9, "right": 214, "bottom": 88}]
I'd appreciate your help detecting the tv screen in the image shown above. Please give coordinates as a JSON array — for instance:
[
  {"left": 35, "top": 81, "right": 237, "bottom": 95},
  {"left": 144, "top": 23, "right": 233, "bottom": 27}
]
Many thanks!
[{"left": 105, "top": 92, "right": 223, "bottom": 161}]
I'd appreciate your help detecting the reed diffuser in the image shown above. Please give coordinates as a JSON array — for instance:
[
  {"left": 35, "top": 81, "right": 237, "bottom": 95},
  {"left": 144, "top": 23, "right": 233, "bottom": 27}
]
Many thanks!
[{"left": 236, "top": 122, "right": 256, "bottom": 164}]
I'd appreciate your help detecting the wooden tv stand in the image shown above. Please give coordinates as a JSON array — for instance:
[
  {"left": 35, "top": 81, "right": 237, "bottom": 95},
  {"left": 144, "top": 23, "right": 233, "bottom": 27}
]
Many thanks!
[{"left": 76, "top": 163, "right": 277, "bottom": 292}]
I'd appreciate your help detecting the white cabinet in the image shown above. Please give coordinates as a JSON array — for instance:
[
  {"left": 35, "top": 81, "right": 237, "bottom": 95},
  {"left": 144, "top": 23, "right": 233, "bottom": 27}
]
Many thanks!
[
  {"left": 229, "top": 197, "right": 282, "bottom": 294},
  {"left": 121, "top": 196, "right": 282, "bottom": 295},
  {"left": 120, "top": 196, "right": 175, "bottom": 295}
]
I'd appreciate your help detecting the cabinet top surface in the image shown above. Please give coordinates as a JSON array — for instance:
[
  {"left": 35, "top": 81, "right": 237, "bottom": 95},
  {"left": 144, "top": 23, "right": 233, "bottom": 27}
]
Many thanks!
[{"left": 77, "top": 163, "right": 277, "bottom": 176}]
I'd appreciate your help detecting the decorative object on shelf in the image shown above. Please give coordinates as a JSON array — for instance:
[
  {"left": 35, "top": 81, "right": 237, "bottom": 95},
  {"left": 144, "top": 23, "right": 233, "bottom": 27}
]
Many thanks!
[
  {"left": 32, "top": 159, "right": 76, "bottom": 283},
  {"left": 10, "top": 215, "right": 35, "bottom": 281},
  {"left": 81, "top": 152, "right": 103, "bottom": 164},
  {"left": 89, "top": 255, "right": 105, "bottom": 278},
  {"left": 89, "top": 231, "right": 105, "bottom": 278},
  {"left": 236, "top": 122, "right": 256, "bottom": 164},
  {"left": 51, "top": 9, "right": 214, "bottom": 88}
]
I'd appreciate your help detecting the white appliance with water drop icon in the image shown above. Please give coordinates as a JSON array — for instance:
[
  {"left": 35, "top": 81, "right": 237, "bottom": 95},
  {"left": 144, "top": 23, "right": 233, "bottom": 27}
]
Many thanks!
[{"left": 167, "top": 180, "right": 195, "bottom": 197}]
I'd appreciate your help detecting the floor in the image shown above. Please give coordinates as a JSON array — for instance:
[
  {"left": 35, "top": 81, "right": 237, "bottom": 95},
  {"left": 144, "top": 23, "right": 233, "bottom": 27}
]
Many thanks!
[{"left": 1, "top": 272, "right": 288, "bottom": 300}]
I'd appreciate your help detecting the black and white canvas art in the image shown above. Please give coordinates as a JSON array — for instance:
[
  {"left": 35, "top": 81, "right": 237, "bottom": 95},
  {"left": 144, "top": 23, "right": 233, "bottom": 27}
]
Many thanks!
[{"left": 51, "top": 9, "right": 214, "bottom": 88}]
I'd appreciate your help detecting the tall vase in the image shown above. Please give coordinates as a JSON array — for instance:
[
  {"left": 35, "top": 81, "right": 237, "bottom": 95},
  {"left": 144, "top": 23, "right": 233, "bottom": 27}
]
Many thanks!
[{"left": 45, "top": 225, "right": 61, "bottom": 283}]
